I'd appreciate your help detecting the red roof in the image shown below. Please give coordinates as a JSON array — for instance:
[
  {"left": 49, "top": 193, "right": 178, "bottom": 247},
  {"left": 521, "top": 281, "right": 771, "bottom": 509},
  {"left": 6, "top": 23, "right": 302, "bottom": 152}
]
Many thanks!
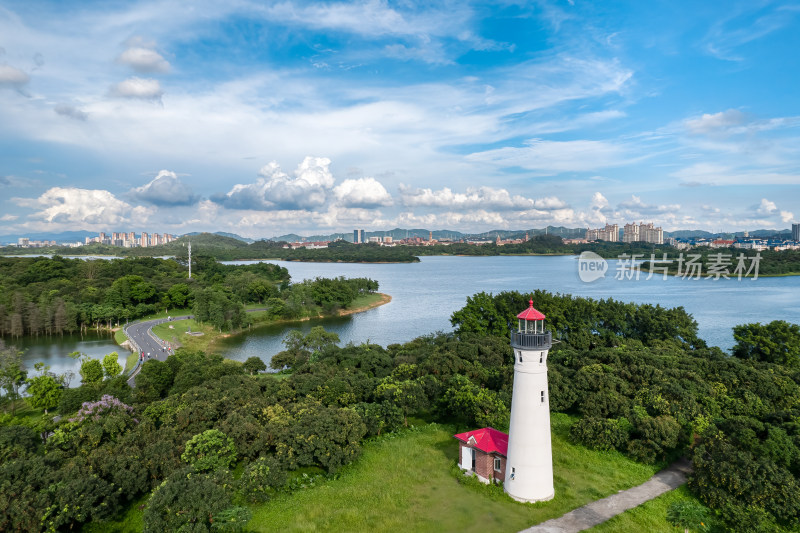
[
  {"left": 453, "top": 427, "right": 508, "bottom": 456},
  {"left": 517, "top": 299, "right": 546, "bottom": 321}
]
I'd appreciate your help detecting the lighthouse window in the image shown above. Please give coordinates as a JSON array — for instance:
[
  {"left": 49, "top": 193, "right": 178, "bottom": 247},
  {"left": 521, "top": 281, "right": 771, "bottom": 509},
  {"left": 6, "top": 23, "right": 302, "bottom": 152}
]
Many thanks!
[
  {"left": 541, "top": 391, "right": 545, "bottom": 403},
  {"left": 518, "top": 351, "right": 522, "bottom": 363},
  {"left": 510, "top": 467, "right": 515, "bottom": 479},
  {"left": 539, "top": 353, "right": 543, "bottom": 363}
]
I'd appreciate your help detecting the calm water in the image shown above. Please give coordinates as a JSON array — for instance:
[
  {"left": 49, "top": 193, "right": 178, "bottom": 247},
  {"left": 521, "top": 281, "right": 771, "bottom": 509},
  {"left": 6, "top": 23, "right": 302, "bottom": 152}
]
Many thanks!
[
  {"left": 13, "top": 332, "right": 127, "bottom": 386},
  {"left": 11, "top": 256, "right": 800, "bottom": 372},
  {"left": 217, "top": 256, "right": 800, "bottom": 364}
]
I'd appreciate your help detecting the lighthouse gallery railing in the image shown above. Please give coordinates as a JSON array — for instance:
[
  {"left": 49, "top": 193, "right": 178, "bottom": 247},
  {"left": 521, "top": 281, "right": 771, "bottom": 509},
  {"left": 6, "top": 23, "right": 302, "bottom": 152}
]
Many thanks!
[{"left": 510, "top": 330, "right": 552, "bottom": 350}]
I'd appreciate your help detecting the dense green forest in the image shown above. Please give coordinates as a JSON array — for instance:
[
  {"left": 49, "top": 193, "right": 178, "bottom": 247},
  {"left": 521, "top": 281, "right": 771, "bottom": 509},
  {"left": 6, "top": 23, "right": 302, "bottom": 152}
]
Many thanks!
[
  {"left": 1, "top": 289, "right": 798, "bottom": 531},
  {"left": 0, "top": 255, "right": 379, "bottom": 337}
]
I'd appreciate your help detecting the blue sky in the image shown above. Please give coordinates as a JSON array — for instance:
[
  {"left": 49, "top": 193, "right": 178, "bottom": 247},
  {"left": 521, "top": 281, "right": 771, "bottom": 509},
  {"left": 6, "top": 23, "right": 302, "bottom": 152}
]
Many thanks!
[{"left": 1, "top": 0, "right": 799, "bottom": 238}]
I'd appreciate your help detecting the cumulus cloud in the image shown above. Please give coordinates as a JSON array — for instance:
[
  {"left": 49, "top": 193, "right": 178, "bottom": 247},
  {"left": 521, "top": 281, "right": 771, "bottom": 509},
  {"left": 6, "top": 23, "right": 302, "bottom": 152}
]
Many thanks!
[
  {"left": 117, "top": 46, "right": 170, "bottom": 73},
  {"left": 110, "top": 77, "right": 164, "bottom": 100},
  {"left": 0, "top": 64, "right": 30, "bottom": 87},
  {"left": 212, "top": 157, "right": 335, "bottom": 210},
  {"left": 129, "top": 170, "right": 200, "bottom": 206},
  {"left": 399, "top": 185, "right": 566, "bottom": 211},
  {"left": 16, "top": 187, "right": 152, "bottom": 226},
  {"left": 780, "top": 211, "right": 794, "bottom": 223},
  {"left": 54, "top": 104, "right": 88, "bottom": 121},
  {"left": 333, "top": 177, "right": 392, "bottom": 207},
  {"left": 755, "top": 198, "right": 777, "bottom": 216},
  {"left": 590, "top": 192, "right": 609, "bottom": 210}
]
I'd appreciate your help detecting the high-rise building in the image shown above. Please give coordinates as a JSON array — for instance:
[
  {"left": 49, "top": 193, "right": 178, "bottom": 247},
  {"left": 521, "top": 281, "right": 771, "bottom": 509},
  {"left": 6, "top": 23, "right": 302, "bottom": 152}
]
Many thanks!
[
  {"left": 505, "top": 300, "right": 554, "bottom": 502},
  {"left": 586, "top": 224, "right": 618, "bottom": 242},
  {"left": 354, "top": 229, "right": 365, "bottom": 244},
  {"left": 141, "top": 232, "right": 149, "bottom": 247},
  {"left": 622, "top": 223, "right": 639, "bottom": 243},
  {"left": 793, "top": 223, "right": 800, "bottom": 242}
]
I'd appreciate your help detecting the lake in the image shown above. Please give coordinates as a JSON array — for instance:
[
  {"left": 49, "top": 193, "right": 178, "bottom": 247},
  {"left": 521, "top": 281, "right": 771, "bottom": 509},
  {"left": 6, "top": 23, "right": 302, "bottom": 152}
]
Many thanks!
[
  {"left": 14, "top": 331, "right": 127, "bottom": 385},
  {"left": 13, "top": 255, "right": 800, "bottom": 372},
  {"left": 217, "top": 255, "right": 800, "bottom": 363}
]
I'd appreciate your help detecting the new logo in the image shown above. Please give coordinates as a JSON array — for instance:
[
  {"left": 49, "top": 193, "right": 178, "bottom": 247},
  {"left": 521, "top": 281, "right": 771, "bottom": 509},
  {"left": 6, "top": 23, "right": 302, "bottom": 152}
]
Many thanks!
[{"left": 578, "top": 251, "right": 608, "bottom": 282}]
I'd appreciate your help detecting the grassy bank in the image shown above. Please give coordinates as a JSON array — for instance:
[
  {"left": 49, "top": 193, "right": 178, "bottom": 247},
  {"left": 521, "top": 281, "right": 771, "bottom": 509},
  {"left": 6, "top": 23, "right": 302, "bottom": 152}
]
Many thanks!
[
  {"left": 587, "top": 485, "right": 696, "bottom": 532},
  {"left": 148, "top": 293, "right": 391, "bottom": 354},
  {"left": 248, "top": 414, "right": 663, "bottom": 532}
]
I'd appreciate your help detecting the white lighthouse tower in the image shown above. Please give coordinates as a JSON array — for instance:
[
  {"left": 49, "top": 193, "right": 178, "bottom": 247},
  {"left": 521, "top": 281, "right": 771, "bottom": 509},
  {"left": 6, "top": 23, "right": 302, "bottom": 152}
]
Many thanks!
[{"left": 504, "top": 299, "right": 554, "bottom": 503}]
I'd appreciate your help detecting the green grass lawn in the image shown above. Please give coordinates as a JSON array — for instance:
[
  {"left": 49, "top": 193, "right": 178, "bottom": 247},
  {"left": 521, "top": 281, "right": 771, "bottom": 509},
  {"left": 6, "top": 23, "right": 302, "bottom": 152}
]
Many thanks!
[
  {"left": 247, "top": 414, "right": 664, "bottom": 532},
  {"left": 122, "top": 351, "right": 139, "bottom": 374},
  {"left": 348, "top": 292, "right": 385, "bottom": 310},
  {"left": 150, "top": 319, "right": 219, "bottom": 353},
  {"left": 114, "top": 327, "right": 128, "bottom": 345},
  {"left": 587, "top": 485, "right": 697, "bottom": 532}
]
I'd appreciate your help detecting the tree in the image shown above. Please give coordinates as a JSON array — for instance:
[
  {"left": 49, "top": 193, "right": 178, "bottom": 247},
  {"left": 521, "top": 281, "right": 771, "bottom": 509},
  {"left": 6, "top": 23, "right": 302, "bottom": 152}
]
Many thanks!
[
  {"left": 182, "top": 429, "right": 237, "bottom": 472},
  {"left": 79, "top": 358, "right": 104, "bottom": 385},
  {"left": 732, "top": 320, "right": 800, "bottom": 367},
  {"left": 243, "top": 356, "right": 266, "bottom": 375},
  {"left": 25, "top": 363, "right": 62, "bottom": 414},
  {"left": 667, "top": 500, "right": 710, "bottom": 533},
  {"left": 143, "top": 468, "right": 234, "bottom": 533},
  {"left": 101, "top": 352, "right": 123, "bottom": 380},
  {"left": 0, "top": 342, "right": 27, "bottom": 415}
]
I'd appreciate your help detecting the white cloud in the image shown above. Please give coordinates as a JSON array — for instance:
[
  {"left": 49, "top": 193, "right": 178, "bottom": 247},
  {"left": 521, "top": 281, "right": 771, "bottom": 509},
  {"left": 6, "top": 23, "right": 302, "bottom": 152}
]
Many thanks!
[
  {"left": 333, "top": 177, "right": 392, "bottom": 207},
  {"left": 755, "top": 198, "right": 777, "bottom": 216},
  {"left": 685, "top": 109, "right": 747, "bottom": 136},
  {"left": 780, "top": 211, "right": 794, "bottom": 223},
  {"left": 0, "top": 64, "right": 29, "bottom": 86},
  {"left": 399, "top": 185, "right": 567, "bottom": 211},
  {"left": 129, "top": 170, "right": 200, "bottom": 206},
  {"left": 213, "top": 157, "right": 335, "bottom": 210},
  {"left": 16, "top": 187, "right": 152, "bottom": 226},
  {"left": 117, "top": 46, "right": 170, "bottom": 73},
  {"left": 0, "top": 214, "right": 18, "bottom": 221},
  {"left": 590, "top": 192, "right": 609, "bottom": 210},
  {"left": 111, "top": 77, "right": 164, "bottom": 100}
]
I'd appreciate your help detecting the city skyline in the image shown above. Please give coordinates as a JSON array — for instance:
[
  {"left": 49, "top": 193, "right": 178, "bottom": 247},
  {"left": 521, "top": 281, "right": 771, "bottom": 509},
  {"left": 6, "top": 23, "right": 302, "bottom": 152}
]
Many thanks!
[{"left": 1, "top": 1, "right": 799, "bottom": 238}]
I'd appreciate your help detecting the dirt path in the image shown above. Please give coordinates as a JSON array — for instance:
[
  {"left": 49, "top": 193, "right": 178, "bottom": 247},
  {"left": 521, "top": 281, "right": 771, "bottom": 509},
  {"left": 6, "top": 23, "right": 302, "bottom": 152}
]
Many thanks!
[{"left": 520, "top": 458, "right": 693, "bottom": 533}]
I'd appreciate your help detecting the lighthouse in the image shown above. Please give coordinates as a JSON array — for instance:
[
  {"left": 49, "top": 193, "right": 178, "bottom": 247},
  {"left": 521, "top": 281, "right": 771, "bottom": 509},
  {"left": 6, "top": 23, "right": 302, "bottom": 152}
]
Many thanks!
[{"left": 504, "top": 299, "right": 554, "bottom": 503}]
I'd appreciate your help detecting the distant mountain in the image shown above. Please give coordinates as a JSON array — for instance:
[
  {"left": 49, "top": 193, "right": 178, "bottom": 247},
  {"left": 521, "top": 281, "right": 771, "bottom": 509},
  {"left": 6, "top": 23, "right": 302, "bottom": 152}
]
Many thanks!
[
  {"left": 665, "top": 230, "right": 715, "bottom": 239},
  {"left": 267, "top": 226, "right": 587, "bottom": 243},
  {"left": 184, "top": 231, "right": 253, "bottom": 243}
]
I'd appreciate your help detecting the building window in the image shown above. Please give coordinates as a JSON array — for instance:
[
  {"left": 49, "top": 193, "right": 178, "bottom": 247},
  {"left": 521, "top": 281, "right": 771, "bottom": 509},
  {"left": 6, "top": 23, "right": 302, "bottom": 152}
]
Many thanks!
[
  {"left": 541, "top": 390, "right": 545, "bottom": 403},
  {"left": 494, "top": 458, "right": 501, "bottom": 472}
]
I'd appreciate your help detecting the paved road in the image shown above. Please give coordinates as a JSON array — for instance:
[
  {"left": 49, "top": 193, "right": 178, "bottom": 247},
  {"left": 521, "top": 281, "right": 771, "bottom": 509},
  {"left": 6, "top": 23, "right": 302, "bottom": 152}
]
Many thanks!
[
  {"left": 520, "top": 458, "right": 693, "bottom": 533},
  {"left": 125, "top": 315, "right": 191, "bottom": 386}
]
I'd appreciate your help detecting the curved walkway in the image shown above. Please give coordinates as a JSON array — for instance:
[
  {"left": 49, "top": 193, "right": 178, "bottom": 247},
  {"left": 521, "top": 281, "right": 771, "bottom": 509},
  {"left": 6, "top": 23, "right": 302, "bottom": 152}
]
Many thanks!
[{"left": 521, "top": 458, "right": 693, "bottom": 533}]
